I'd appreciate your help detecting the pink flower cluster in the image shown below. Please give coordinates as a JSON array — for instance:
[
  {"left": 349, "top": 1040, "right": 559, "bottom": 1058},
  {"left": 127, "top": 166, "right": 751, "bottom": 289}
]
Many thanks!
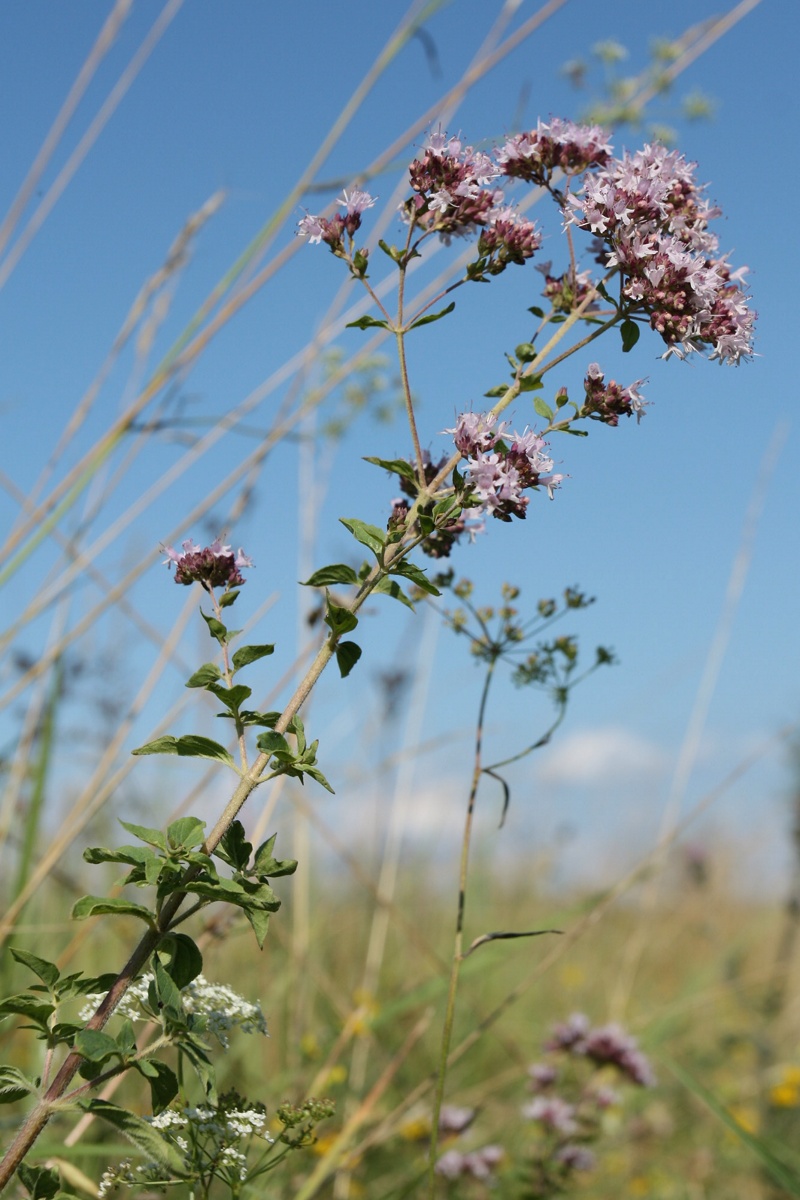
[
  {"left": 406, "top": 128, "right": 542, "bottom": 264},
  {"left": 162, "top": 538, "right": 253, "bottom": 590},
  {"left": 445, "top": 410, "right": 565, "bottom": 519},
  {"left": 435, "top": 1144, "right": 504, "bottom": 1181},
  {"left": 581, "top": 362, "right": 648, "bottom": 425},
  {"left": 496, "top": 117, "right": 612, "bottom": 183},
  {"left": 567, "top": 143, "right": 754, "bottom": 363},
  {"left": 296, "top": 188, "right": 376, "bottom": 250},
  {"left": 545, "top": 1012, "right": 655, "bottom": 1087}
]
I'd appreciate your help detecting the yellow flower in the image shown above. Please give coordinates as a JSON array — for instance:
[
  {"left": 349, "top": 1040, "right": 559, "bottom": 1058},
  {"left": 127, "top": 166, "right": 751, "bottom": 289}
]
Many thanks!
[
  {"left": 399, "top": 1116, "right": 431, "bottom": 1142},
  {"left": 770, "top": 1083, "right": 800, "bottom": 1108}
]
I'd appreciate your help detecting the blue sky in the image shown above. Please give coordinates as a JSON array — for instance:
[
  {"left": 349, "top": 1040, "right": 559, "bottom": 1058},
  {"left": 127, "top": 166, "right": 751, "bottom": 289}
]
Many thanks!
[{"left": 1, "top": 0, "right": 798, "bottom": 893}]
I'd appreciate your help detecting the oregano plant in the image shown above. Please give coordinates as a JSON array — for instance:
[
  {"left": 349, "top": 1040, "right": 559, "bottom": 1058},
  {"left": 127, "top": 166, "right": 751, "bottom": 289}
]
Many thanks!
[{"left": 0, "top": 115, "right": 753, "bottom": 1199}]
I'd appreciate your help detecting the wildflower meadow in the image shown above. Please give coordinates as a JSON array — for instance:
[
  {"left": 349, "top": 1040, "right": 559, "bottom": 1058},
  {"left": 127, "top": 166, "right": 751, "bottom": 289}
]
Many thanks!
[{"left": 1, "top": 3, "right": 799, "bottom": 1199}]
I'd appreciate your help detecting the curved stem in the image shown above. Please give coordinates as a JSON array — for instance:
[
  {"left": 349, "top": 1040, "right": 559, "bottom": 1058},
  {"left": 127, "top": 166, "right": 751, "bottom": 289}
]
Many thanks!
[{"left": 427, "top": 654, "right": 497, "bottom": 1194}]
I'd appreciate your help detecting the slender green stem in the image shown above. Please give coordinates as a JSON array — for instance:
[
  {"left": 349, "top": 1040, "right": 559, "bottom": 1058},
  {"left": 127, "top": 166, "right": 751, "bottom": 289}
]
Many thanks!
[{"left": 427, "top": 655, "right": 497, "bottom": 1194}]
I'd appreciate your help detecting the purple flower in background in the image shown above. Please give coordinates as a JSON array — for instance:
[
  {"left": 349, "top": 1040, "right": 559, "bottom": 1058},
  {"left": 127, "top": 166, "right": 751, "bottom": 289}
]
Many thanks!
[
  {"left": 582, "top": 1023, "right": 656, "bottom": 1087},
  {"left": 522, "top": 1095, "right": 579, "bottom": 1135}
]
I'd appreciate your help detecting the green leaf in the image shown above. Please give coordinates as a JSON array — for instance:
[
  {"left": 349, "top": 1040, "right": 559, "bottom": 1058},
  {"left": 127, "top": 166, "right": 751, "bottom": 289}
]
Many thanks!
[
  {"left": 132, "top": 735, "right": 234, "bottom": 767},
  {"left": 257, "top": 731, "right": 291, "bottom": 756},
  {"left": 150, "top": 960, "right": 185, "bottom": 1024},
  {"left": 244, "top": 907, "right": 272, "bottom": 949},
  {"left": 620, "top": 318, "right": 641, "bottom": 352},
  {"left": 391, "top": 560, "right": 440, "bottom": 596},
  {"left": 339, "top": 517, "right": 386, "bottom": 557},
  {"left": 137, "top": 1059, "right": 179, "bottom": 1114},
  {"left": 558, "top": 426, "right": 589, "bottom": 436},
  {"left": 217, "top": 821, "right": 253, "bottom": 871},
  {"left": 527, "top": 304, "right": 546, "bottom": 318},
  {"left": 363, "top": 456, "right": 418, "bottom": 484},
  {"left": 407, "top": 300, "right": 455, "bottom": 330},
  {"left": 0, "top": 1065, "right": 37, "bottom": 1103},
  {"left": 185, "top": 662, "right": 223, "bottom": 689},
  {"left": 345, "top": 314, "right": 390, "bottom": 331},
  {"left": 301, "top": 765, "right": 335, "bottom": 794},
  {"left": 302, "top": 563, "right": 359, "bottom": 588},
  {"left": 324, "top": 597, "right": 359, "bottom": 636},
  {"left": 75, "top": 1029, "right": 121, "bottom": 1064},
  {"left": 166, "top": 817, "right": 206, "bottom": 850},
  {"left": 71, "top": 896, "right": 155, "bottom": 925},
  {"left": 518, "top": 374, "right": 544, "bottom": 392},
  {"left": 158, "top": 933, "right": 203, "bottom": 990},
  {"left": 237, "top": 708, "right": 281, "bottom": 728},
  {"left": 179, "top": 1035, "right": 217, "bottom": 1104},
  {"left": 17, "top": 1164, "right": 61, "bottom": 1200},
  {"left": 209, "top": 683, "right": 252, "bottom": 715},
  {"left": 377, "top": 239, "right": 403, "bottom": 263},
  {"left": 254, "top": 835, "right": 298, "bottom": 878},
  {"left": 335, "top": 641, "right": 362, "bottom": 678},
  {"left": 373, "top": 576, "right": 414, "bottom": 609},
  {"left": 231, "top": 643, "right": 275, "bottom": 671},
  {"left": 0, "top": 995, "right": 54, "bottom": 1028},
  {"left": 119, "top": 821, "right": 168, "bottom": 851},
  {"left": 533, "top": 396, "right": 554, "bottom": 422},
  {"left": 83, "top": 1100, "right": 190, "bottom": 1176},
  {"left": 200, "top": 609, "right": 229, "bottom": 645},
  {"left": 219, "top": 588, "right": 239, "bottom": 608},
  {"left": 10, "top": 949, "right": 60, "bottom": 989}
]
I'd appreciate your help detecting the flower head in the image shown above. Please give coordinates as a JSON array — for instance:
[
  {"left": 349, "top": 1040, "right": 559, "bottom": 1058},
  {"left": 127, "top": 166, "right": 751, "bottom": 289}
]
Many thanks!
[{"left": 161, "top": 538, "right": 252, "bottom": 590}]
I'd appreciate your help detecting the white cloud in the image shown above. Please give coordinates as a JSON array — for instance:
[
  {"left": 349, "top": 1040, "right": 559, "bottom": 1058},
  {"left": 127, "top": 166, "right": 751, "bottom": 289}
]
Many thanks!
[{"left": 535, "top": 726, "right": 668, "bottom": 786}]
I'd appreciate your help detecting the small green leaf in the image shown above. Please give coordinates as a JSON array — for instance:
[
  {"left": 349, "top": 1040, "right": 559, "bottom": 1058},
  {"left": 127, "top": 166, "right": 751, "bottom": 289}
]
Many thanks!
[
  {"left": 244, "top": 907, "right": 272, "bottom": 948},
  {"left": 302, "top": 563, "right": 359, "bottom": 588},
  {"left": 17, "top": 1164, "right": 61, "bottom": 1200},
  {"left": 166, "top": 817, "right": 206, "bottom": 850},
  {"left": 373, "top": 576, "right": 414, "bottom": 609},
  {"left": 185, "top": 663, "right": 223, "bottom": 689},
  {"left": 324, "top": 597, "right": 359, "bottom": 636},
  {"left": 620, "top": 318, "right": 641, "bottom": 352},
  {"left": 363, "top": 456, "right": 418, "bottom": 483},
  {"left": 219, "top": 588, "right": 239, "bottom": 608},
  {"left": 527, "top": 304, "right": 546, "bottom": 318},
  {"left": 0, "top": 1065, "right": 37, "bottom": 1104},
  {"left": 83, "top": 1100, "right": 189, "bottom": 1175},
  {"left": 159, "top": 933, "right": 203, "bottom": 990},
  {"left": 75, "top": 1029, "right": 121, "bottom": 1064},
  {"left": 302, "top": 765, "right": 335, "bottom": 794},
  {"left": 10, "top": 949, "right": 60, "bottom": 989},
  {"left": 391, "top": 560, "right": 441, "bottom": 596},
  {"left": 132, "top": 735, "right": 234, "bottom": 767},
  {"left": 209, "top": 683, "right": 252, "bottom": 714},
  {"left": 519, "top": 374, "right": 544, "bottom": 392},
  {"left": 345, "top": 314, "right": 390, "bottom": 331},
  {"left": 217, "top": 821, "right": 253, "bottom": 871},
  {"left": 231, "top": 643, "right": 275, "bottom": 671},
  {"left": 339, "top": 518, "right": 386, "bottom": 557},
  {"left": 119, "top": 821, "right": 168, "bottom": 851},
  {"left": 0, "top": 995, "right": 54, "bottom": 1027},
  {"left": 71, "top": 896, "right": 155, "bottom": 925},
  {"left": 257, "top": 730, "right": 291, "bottom": 756},
  {"left": 335, "top": 641, "right": 362, "bottom": 678},
  {"left": 407, "top": 300, "right": 455, "bottom": 330},
  {"left": 136, "top": 1058, "right": 179, "bottom": 1114},
  {"left": 377, "top": 239, "right": 403, "bottom": 263},
  {"left": 254, "top": 835, "right": 298, "bottom": 878},
  {"left": 558, "top": 427, "right": 589, "bottom": 436},
  {"left": 533, "top": 397, "right": 554, "bottom": 422},
  {"left": 200, "top": 609, "right": 228, "bottom": 645}
]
